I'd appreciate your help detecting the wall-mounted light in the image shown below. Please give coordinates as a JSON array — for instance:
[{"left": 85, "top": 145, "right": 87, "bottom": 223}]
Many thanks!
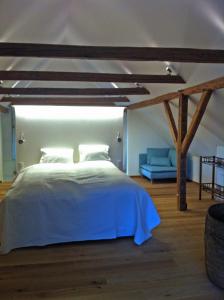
[
  {"left": 18, "top": 132, "right": 25, "bottom": 144},
  {"left": 116, "top": 131, "right": 122, "bottom": 143}
]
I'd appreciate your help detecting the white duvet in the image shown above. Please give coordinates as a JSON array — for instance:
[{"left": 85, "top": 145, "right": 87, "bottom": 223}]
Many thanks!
[{"left": 0, "top": 161, "right": 160, "bottom": 253}]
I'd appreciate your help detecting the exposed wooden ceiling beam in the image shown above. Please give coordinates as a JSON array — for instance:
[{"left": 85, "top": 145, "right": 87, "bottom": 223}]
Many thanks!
[
  {"left": 0, "top": 71, "right": 185, "bottom": 84},
  {"left": 0, "top": 87, "right": 149, "bottom": 96},
  {"left": 128, "top": 76, "right": 224, "bottom": 110},
  {"left": 0, "top": 43, "right": 224, "bottom": 63},
  {"left": 8, "top": 100, "right": 117, "bottom": 106},
  {"left": 1, "top": 96, "right": 129, "bottom": 106}
]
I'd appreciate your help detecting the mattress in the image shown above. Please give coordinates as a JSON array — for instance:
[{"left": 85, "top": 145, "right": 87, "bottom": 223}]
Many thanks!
[{"left": 0, "top": 161, "right": 160, "bottom": 253}]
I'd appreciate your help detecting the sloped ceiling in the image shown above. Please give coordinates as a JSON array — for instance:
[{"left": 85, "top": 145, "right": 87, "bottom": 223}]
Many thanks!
[{"left": 0, "top": 0, "right": 223, "bottom": 145}]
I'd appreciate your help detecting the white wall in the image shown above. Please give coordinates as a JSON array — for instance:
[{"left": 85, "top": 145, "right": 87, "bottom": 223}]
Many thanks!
[
  {"left": 216, "top": 146, "right": 224, "bottom": 186},
  {"left": 15, "top": 107, "right": 124, "bottom": 169}
]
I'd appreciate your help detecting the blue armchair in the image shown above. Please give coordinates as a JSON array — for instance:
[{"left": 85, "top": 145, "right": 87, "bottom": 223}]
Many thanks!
[{"left": 139, "top": 148, "right": 177, "bottom": 182}]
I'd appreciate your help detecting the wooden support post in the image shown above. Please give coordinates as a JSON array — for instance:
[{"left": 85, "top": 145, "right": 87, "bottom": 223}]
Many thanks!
[
  {"left": 177, "top": 94, "right": 188, "bottom": 211},
  {"left": 163, "top": 101, "right": 178, "bottom": 145}
]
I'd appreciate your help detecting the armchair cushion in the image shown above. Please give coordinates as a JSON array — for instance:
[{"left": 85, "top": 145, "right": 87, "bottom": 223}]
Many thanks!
[
  {"left": 150, "top": 156, "right": 171, "bottom": 167},
  {"left": 140, "top": 147, "right": 178, "bottom": 181},
  {"left": 147, "top": 148, "right": 170, "bottom": 164}
]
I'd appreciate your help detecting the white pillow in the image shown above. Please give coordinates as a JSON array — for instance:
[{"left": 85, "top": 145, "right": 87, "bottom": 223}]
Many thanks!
[
  {"left": 84, "top": 151, "right": 111, "bottom": 161},
  {"left": 40, "top": 148, "right": 74, "bottom": 163},
  {"left": 79, "top": 144, "right": 109, "bottom": 162}
]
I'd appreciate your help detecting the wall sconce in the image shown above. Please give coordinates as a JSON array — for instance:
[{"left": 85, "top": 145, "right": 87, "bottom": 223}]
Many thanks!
[
  {"left": 18, "top": 132, "right": 25, "bottom": 144},
  {"left": 116, "top": 131, "right": 122, "bottom": 143}
]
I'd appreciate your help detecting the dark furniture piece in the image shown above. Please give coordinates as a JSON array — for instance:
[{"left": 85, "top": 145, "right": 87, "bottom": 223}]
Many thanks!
[
  {"left": 199, "top": 156, "right": 224, "bottom": 200},
  {"left": 205, "top": 203, "right": 224, "bottom": 289}
]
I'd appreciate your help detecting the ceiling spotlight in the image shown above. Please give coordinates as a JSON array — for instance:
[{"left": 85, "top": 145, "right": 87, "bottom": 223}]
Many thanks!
[
  {"left": 165, "top": 64, "right": 178, "bottom": 76},
  {"left": 166, "top": 66, "right": 172, "bottom": 75}
]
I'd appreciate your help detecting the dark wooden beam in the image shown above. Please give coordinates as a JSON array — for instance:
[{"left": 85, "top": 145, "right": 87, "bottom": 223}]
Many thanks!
[
  {"left": 128, "top": 76, "right": 224, "bottom": 110},
  {"left": 1, "top": 96, "right": 129, "bottom": 106},
  {"left": 163, "top": 101, "right": 178, "bottom": 145},
  {"left": 182, "top": 90, "right": 213, "bottom": 155},
  {"left": 0, "top": 87, "right": 149, "bottom": 96},
  {"left": 1, "top": 96, "right": 129, "bottom": 103},
  {"left": 10, "top": 100, "right": 117, "bottom": 106},
  {"left": 0, "top": 71, "right": 185, "bottom": 84},
  {"left": 177, "top": 94, "right": 188, "bottom": 211},
  {"left": 1, "top": 43, "right": 224, "bottom": 63}
]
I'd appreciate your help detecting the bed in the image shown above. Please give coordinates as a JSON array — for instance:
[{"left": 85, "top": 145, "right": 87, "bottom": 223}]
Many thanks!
[{"left": 0, "top": 160, "right": 160, "bottom": 254}]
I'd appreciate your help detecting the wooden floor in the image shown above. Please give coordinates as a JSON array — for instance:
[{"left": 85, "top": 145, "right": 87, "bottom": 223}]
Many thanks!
[{"left": 0, "top": 178, "right": 224, "bottom": 299}]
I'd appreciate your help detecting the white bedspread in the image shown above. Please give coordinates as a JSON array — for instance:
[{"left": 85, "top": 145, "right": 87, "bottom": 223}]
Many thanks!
[{"left": 0, "top": 161, "right": 160, "bottom": 253}]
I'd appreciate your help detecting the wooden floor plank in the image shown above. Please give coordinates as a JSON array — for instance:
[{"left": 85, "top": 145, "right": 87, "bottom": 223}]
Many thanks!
[{"left": 0, "top": 178, "right": 223, "bottom": 299}]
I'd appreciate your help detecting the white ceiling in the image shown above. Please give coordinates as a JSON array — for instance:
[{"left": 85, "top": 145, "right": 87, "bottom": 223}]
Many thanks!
[
  {"left": 0, "top": 0, "right": 223, "bottom": 143},
  {"left": 0, "top": 0, "right": 223, "bottom": 85}
]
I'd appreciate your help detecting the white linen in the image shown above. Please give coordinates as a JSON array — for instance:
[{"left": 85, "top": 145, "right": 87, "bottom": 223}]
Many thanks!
[{"left": 0, "top": 161, "right": 160, "bottom": 253}]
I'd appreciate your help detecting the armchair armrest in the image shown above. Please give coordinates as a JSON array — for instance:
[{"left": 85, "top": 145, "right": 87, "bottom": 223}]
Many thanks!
[{"left": 139, "top": 153, "right": 147, "bottom": 168}]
